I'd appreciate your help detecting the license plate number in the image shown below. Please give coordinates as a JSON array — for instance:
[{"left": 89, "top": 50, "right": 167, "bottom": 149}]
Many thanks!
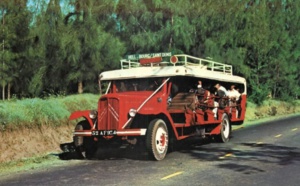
[{"left": 91, "top": 130, "right": 117, "bottom": 136}]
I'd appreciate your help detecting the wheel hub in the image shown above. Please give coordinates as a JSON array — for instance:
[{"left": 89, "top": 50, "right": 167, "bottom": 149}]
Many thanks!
[{"left": 155, "top": 127, "right": 167, "bottom": 153}]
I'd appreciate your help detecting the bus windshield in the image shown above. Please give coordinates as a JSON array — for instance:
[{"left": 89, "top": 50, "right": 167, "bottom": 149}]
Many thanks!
[{"left": 114, "top": 77, "right": 164, "bottom": 92}]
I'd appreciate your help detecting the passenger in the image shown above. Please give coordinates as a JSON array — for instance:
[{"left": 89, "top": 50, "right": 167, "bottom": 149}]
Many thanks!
[
  {"left": 197, "top": 80, "right": 202, "bottom": 88},
  {"left": 214, "top": 83, "right": 228, "bottom": 97},
  {"left": 197, "top": 81, "right": 206, "bottom": 95},
  {"left": 228, "top": 85, "right": 241, "bottom": 118},
  {"left": 132, "top": 82, "right": 138, "bottom": 91},
  {"left": 120, "top": 82, "right": 127, "bottom": 92},
  {"left": 196, "top": 81, "right": 209, "bottom": 109},
  {"left": 214, "top": 83, "right": 228, "bottom": 108},
  {"left": 147, "top": 80, "right": 158, "bottom": 91},
  {"left": 228, "top": 85, "right": 241, "bottom": 103},
  {"left": 205, "top": 90, "right": 218, "bottom": 120},
  {"left": 168, "top": 82, "right": 179, "bottom": 105},
  {"left": 213, "top": 100, "right": 219, "bottom": 120}
]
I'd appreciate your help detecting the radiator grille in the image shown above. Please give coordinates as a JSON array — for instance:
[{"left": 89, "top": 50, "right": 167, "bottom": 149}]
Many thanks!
[{"left": 98, "top": 98, "right": 119, "bottom": 130}]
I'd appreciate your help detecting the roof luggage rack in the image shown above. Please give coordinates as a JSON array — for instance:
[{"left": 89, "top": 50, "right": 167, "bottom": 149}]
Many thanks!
[{"left": 120, "top": 53, "right": 232, "bottom": 75}]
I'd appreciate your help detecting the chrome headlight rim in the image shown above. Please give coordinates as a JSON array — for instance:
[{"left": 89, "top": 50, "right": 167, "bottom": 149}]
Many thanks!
[
  {"left": 129, "top": 108, "right": 137, "bottom": 117},
  {"left": 89, "top": 110, "right": 98, "bottom": 119}
]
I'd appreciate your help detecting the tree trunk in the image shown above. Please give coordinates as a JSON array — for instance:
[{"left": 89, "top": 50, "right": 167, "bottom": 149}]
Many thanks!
[
  {"left": 7, "top": 82, "right": 11, "bottom": 100},
  {"left": 2, "top": 82, "right": 5, "bottom": 100},
  {"left": 169, "top": 15, "right": 173, "bottom": 50},
  {"left": 78, "top": 81, "right": 83, "bottom": 94}
]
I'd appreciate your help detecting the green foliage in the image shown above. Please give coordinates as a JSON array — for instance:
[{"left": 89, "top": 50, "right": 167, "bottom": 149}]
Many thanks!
[
  {"left": 248, "top": 84, "right": 270, "bottom": 105},
  {"left": 0, "top": 94, "right": 99, "bottom": 131},
  {"left": 0, "top": 0, "right": 32, "bottom": 99},
  {"left": 0, "top": 0, "right": 299, "bottom": 102}
]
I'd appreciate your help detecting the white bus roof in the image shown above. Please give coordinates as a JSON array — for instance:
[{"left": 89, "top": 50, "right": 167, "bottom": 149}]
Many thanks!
[{"left": 99, "top": 54, "right": 247, "bottom": 92}]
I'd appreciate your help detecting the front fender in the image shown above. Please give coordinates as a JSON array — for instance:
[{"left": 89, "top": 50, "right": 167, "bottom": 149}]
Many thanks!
[{"left": 69, "top": 110, "right": 94, "bottom": 128}]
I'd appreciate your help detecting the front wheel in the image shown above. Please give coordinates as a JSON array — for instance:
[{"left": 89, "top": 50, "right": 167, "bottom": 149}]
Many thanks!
[
  {"left": 146, "top": 119, "right": 169, "bottom": 161},
  {"left": 73, "top": 120, "right": 96, "bottom": 159},
  {"left": 217, "top": 114, "right": 231, "bottom": 143}
]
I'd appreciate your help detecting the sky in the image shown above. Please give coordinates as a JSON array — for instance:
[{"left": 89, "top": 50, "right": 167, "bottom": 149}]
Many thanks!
[{"left": 27, "top": 0, "right": 74, "bottom": 15}]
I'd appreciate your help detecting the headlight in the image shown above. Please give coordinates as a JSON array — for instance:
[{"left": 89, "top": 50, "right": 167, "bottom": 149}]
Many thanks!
[
  {"left": 129, "top": 108, "right": 137, "bottom": 117},
  {"left": 89, "top": 110, "right": 98, "bottom": 119}
]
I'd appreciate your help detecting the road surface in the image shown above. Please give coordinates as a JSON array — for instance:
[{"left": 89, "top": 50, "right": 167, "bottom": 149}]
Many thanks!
[{"left": 1, "top": 115, "right": 300, "bottom": 186}]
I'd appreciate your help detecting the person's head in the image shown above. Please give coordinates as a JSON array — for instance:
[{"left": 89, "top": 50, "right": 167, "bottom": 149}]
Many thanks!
[
  {"left": 197, "top": 80, "right": 202, "bottom": 88},
  {"left": 230, "top": 85, "right": 235, "bottom": 90},
  {"left": 214, "top": 83, "right": 220, "bottom": 89}
]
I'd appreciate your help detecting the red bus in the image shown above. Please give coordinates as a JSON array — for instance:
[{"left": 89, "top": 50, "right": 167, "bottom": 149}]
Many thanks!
[{"left": 67, "top": 53, "right": 247, "bottom": 160}]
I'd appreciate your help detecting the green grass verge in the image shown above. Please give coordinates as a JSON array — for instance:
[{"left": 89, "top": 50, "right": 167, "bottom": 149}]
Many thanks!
[
  {"left": 245, "top": 99, "right": 300, "bottom": 122},
  {"left": 0, "top": 94, "right": 100, "bottom": 131},
  {"left": 0, "top": 94, "right": 299, "bottom": 131}
]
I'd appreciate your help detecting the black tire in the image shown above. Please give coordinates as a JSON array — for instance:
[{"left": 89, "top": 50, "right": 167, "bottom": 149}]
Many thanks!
[
  {"left": 217, "top": 114, "right": 231, "bottom": 143},
  {"left": 73, "top": 120, "right": 96, "bottom": 159},
  {"left": 146, "top": 119, "right": 169, "bottom": 161}
]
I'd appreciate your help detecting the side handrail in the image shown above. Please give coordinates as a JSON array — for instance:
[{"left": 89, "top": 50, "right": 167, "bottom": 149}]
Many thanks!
[{"left": 174, "top": 55, "right": 232, "bottom": 75}]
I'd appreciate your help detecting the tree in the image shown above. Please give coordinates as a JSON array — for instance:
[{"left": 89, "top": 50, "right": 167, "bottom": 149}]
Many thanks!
[
  {"left": 0, "top": 0, "right": 299, "bottom": 101},
  {"left": 0, "top": 0, "right": 32, "bottom": 100},
  {"left": 65, "top": 0, "right": 125, "bottom": 93}
]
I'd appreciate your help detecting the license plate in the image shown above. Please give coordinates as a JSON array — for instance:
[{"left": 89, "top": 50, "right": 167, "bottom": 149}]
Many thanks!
[{"left": 91, "top": 130, "right": 117, "bottom": 136}]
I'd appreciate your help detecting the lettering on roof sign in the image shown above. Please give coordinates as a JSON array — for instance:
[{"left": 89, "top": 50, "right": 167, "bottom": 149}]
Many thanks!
[{"left": 126, "top": 52, "right": 172, "bottom": 60}]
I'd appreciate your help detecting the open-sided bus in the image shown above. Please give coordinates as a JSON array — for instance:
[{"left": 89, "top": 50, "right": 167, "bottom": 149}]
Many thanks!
[{"left": 67, "top": 53, "right": 247, "bottom": 160}]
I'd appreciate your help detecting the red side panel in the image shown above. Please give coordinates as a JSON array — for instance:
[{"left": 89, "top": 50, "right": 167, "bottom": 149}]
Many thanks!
[
  {"left": 239, "top": 94, "right": 247, "bottom": 120},
  {"left": 210, "top": 124, "right": 221, "bottom": 135}
]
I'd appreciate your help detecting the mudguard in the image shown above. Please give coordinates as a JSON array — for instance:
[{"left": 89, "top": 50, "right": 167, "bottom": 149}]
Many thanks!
[{"left": 69, "top": 110, "right": 94, "bottom": 128}]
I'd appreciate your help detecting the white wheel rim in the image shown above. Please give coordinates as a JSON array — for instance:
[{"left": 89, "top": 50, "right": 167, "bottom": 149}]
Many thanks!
[
  {"left": 155, "top": 127, "right": 168, "bottom": 154},
  {"left": 222, "top": 119, "right": 230, "bottom": 139}
]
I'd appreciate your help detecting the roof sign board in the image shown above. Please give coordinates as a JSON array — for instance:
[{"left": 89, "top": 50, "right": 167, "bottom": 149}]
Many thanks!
[
  {"left": 126, "top": 52, "right": 172, "bottom": 60},
  {"left": 139, "top": 57, "right": 162, "bottom": 65}
]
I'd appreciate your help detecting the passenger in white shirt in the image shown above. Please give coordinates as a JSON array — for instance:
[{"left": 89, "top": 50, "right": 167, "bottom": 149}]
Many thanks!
[
  {"left": 214, "top": 83, "right": 228, "bottom": 97},
  {"left": 228, "top": 85, "right": 240, "bottom": 101},
  {"left": 228, "top": 85, "right": 241, "bottom": 118}
]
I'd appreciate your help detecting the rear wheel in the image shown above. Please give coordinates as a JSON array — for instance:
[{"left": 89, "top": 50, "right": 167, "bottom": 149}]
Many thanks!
[
  {"left": 73, "top": 120, "right": 96, "bottom": 159},
  {"left": 146, "top": 119, "right": 169, "bottom": 161},
  {"left": 217, "top": 114, "right": 231, "bottom": 143}
]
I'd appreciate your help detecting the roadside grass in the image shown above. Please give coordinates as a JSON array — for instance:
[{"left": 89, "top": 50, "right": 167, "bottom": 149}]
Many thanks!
[
  {"left": 0, "top": 94, "right": 99, "bottom": 131},
  {"left": 245, "top": 99, "right": 300, "bottom": 122},
  {"left": 1, "top": 94, "right": 298, "bottom": 131}
]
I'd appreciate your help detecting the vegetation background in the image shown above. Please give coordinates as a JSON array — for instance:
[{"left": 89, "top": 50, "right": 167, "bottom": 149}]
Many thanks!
[
  {"left": 0, "top": 0, "right": 300, "bottom": 164},
  {"left": 0, "top": 0, "right": 299, "bottom": 103}
]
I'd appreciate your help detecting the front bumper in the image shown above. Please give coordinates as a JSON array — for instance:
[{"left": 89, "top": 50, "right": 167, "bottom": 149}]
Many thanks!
[{"left": 73, "top": 129, "right": 147, "bottom": 137}]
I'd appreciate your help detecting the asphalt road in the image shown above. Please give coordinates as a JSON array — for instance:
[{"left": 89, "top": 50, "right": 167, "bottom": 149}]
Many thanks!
[{"left": 1, "top": 115, "right": 300, "bottom": 186}]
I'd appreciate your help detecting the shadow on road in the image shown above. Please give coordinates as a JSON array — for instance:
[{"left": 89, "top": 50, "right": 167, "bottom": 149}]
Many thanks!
[
  {"left": 58, "top": 137, "right": 211, "bottom": 161},
  {"left": 58, "top": 141, "right": 151, "bottom": 161},
  {"left": 58, "top": 137, "right": 300, "bottom": 175},
  {"left": 179, "top": 142, "right": 300, "bottom": 174}
]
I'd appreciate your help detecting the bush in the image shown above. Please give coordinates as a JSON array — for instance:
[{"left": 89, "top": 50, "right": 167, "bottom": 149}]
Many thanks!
[
  {"left": 248, "top": 85, "right": 270, "bottom": 105},
  {"left": 0, "top": 94, "right": 99, "bottom": 131},
  {"left": 245, "top": 99, "right": 300, "bottom": 121}
]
